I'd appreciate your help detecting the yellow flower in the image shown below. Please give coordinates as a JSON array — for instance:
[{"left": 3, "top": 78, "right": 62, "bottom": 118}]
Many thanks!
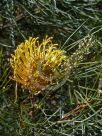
[{"left": 10, "top": 36, "right": 68, "bottom": 94}]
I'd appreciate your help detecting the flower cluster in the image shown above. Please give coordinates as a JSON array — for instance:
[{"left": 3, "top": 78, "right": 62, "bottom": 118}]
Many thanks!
[{"left": 10, "top": 36, "right": 68, "bottom": 94}]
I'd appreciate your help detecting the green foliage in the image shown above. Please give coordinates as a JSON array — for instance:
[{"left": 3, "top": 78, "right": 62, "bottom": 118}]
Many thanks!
[{"left": 0, "top": 0, "right": 102, "bottom": 135}]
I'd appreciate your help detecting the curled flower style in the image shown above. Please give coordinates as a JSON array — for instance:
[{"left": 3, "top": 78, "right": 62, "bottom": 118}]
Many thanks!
[{"left": 10, "top": 36, "right": 68, "bottom": 94}]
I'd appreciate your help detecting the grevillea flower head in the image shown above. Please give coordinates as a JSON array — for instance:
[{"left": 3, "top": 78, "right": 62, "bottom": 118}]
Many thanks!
[{"left": 10, "top": 36, "right": 68, "bottom": 94}]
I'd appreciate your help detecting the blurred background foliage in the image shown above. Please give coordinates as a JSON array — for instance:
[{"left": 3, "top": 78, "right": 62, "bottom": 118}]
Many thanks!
[{"left": 0, "top": 0, "right": 102, "bottom": 135}]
